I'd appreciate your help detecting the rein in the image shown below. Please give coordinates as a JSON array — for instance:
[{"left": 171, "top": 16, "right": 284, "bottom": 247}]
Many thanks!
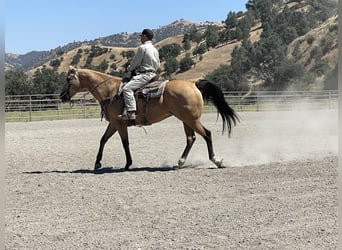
[
  {"left": 83, "top": 76, "right": 119, "bottom": 121},
  {"left": 89, "top": 77, "right": 112, "bottom": 93},
  {"left": 99, "top": 94, "right": 120, "bottom": 121},
  {"left": 83, "top": 76, "right": 113, "bottom": 102}
]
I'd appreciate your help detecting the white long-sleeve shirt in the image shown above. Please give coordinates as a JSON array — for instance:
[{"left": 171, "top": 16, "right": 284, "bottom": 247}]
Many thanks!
[{"left": 127, "top": 40, "right": 160, "bottom": 73}]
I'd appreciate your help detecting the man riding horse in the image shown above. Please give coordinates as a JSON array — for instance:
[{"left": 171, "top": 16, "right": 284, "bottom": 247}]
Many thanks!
[{"left": 119, "top": 28, "right": 160, "bottom": 120}]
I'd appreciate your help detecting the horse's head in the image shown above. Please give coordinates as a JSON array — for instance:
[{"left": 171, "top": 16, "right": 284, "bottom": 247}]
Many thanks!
[{"left": 60, "top": 66, "right": 82, "bottom": 102}]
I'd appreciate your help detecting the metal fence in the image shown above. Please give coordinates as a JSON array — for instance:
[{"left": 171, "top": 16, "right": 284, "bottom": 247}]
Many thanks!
[{"left": 5, "top": 90, "right": 338, "bottom": 122}]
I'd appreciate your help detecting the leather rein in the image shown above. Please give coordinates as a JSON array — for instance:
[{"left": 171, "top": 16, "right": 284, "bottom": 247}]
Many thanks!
[
  {"left": 82, "top": 77, "right": 120, "bottom": 121},
  {"left": 89, "top": 77, "right": 112, "bottom": 93}
]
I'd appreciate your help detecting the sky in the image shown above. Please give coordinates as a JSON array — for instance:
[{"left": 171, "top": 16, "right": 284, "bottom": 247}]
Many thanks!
[{"left": 5, "top": 0, "right": 246, "bottom": 54}]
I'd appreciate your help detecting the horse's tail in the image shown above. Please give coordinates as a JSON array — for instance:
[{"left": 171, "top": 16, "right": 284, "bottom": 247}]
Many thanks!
[{"left": 195, "top": 79, "right": 240, "bottom": 136}]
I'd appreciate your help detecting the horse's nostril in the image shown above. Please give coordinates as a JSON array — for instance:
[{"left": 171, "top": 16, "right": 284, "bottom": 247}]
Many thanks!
[{"left": 60, "top": 90, "right": 70, "bottom": 102}]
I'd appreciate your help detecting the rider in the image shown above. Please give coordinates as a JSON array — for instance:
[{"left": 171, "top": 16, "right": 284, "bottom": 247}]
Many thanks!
[{"left": 119, "top": 28, "right": 160, "bottom": 120}]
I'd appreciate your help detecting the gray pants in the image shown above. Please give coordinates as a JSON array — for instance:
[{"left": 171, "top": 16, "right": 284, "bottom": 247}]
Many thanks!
[{"left": 122, "top": 72, "right": 156, "bottom": 111}]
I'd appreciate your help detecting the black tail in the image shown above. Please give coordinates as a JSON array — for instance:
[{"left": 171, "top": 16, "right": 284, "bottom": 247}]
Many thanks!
[{"left": 196, "top": 79, "right": 240, "bottom": 136}]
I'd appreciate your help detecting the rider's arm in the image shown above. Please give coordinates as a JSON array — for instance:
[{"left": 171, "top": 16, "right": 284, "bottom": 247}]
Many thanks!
[{"left": 127, "top": 46, "right": 144, "bottom": 72}]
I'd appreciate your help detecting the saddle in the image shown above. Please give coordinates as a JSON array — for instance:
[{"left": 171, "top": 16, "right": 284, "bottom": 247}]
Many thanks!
[
  {"left": 137, "top": 80, "right": 168, "bottom": 99},
  {"left": 101, "top": 76, "right": 168, "bottom": 125},
  {"left": 119, "top": 76, "right": 169, "bottom": 100}
]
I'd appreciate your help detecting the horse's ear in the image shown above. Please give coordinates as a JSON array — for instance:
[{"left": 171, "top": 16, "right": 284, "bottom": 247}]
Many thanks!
[
  {"left": 69, "top": 65, "right": 79, "bottom": 77},
  {"left": 69, "top": 65, "right": 78, "bottom": 72}
]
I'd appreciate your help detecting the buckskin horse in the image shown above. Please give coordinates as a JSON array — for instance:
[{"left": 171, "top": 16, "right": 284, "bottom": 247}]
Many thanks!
[{"left": 60, "top": 66, "right": 239, "bottom": 170}]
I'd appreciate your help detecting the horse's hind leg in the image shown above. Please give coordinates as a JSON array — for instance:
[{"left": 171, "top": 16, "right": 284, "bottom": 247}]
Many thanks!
[
  {"left": 177, "top": 123, "right": 196, "bottom": 168},
  {"left": 189, "top": 120, "right": 225, "bottom": 168},
  {"left": 95, "top": 124, "right": 117, "bottom": 170},
  {"left": 201, "top": 126, "right": 225, "bottom": 168}
]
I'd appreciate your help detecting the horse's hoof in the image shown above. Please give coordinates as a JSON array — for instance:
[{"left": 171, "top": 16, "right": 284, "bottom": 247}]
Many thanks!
[
  {"left": 94, "top": 162, "right": 102, "bottom": 170},
  {"left": 173, "top": 165, "right": 181, "bottom": 170},
  {"left": 211, "top": 157, "right": 225, "bottom": 168},
  {"left": 217, "top": 164, "right": 226, "bottom": 169},
  {"left": 176, "top": 158, "right": 185, "bottom": 169}
]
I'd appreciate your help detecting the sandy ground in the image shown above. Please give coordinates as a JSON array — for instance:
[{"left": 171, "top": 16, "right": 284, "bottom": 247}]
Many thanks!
[{"left": 5, "top": 110, "right": 338, "bottom": 249}]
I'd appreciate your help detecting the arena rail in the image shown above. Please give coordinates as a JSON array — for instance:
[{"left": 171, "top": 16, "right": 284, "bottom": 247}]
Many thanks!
[{"left": 5, "top": 90, "right": 338, "bottom": 122}]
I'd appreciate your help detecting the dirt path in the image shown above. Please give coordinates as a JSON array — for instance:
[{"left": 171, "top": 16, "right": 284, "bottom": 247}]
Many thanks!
[{"left": 5, "top": 110, "right": 338, "bottom": 249}]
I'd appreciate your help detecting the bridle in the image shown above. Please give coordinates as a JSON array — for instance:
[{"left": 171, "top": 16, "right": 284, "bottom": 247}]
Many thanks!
[
  {"left": 89, "top": 77, "right": 112, "bottom": 93},
  {"left": 81, "top": 77, "right": 113, "bottom": 99}
]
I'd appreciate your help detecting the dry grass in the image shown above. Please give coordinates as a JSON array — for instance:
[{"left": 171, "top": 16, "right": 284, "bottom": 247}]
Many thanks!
[
  {"left": 287, "top": 15, "right": 338, "bottom": 70},
  {"left": 27, "top": 2, "right": 337, "bottom": 82}
]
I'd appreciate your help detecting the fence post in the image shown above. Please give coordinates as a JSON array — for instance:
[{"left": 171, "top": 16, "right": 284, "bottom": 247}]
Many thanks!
[
  {"left": 328, "top": 91, "right": 332, "bottom": 109},
  {"left": 82, "top": 94, "right": 86, "bottom": 119},
  {"left": 57, "top": 99, "right": 60, "bottom": 120},
  {"left": 256, "top": 92, "right": 259, "bottom": 112},
  {"left": 29, "top": 95, "right": 32, "bottom": 122}
]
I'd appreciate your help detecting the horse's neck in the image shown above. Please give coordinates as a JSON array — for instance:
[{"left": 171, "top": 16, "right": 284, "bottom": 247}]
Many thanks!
[{"left": 80, "top": 70, "right": 121, "bottom": 102}]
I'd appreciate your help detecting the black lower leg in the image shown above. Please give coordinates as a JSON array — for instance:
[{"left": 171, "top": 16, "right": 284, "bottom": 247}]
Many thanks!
[
  {"left": 203, "top": 127, "right": 215, "bottom": 160},
  {"left": 121, "top": 137, "right": 132, "bottom": 170},
  {"left": 95, "top": 125, "right": 116, "bottom": 169}
]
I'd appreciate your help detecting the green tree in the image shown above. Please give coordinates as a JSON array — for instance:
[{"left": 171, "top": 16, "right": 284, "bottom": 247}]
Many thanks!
[
  {"left": 164, "top": 57, "right": 179, "bottom": 76},
  {"left": 310, "top": 59, "right": 330, "bottom": 77},
  {"left": 96, "top": 60, "right": 109, "bottom": 73},
  {"left": 49, "top": 58, "right": 61, "bottom": 69},
  {"left": 56, "top": 50, "right": 65, "bottom": 56},
  {"left": 252, "top": 32, "right": 287, "bottom": 86},
  {"left": 5, "top": 70, "right": 31, "bottom": 95},
  {"left": 110, "top": 63, "right": 117, "bottom": 70},
  {"left": 31, "top": 68, "right": 66, "bottom": 94},
  {"left": 224, "top": 11, "right": 238, "bottom": 30},
  {"left": 292, "top": 42, "right": 302, "bottom": 61},
  {"left": 236, "top": 13, "right": 253, "bottom": 41},
  {"left": 273, "top": 58, "right": 305, "bottom": 90},
  {"left": 71, "top": 53, "right": 82, "bottom": 65},
  {"left": 205, "top": 65, "right": 234, "bottom": 90},
  {"left": 253, "top": 0, "right": 273, "bottom": 22},
  {"left": 205, "top": 26, "right": 219, "bottom": 49},
  {"left": 121, "top": 50, "right": 135, "bottom": 60},
  {"left": 230, "top": 39, "right": 253, "bottom": 76},
  {"left": 183, "top": 40, "right": 191, "bottom": 51},
  {"left": 179, "top": 53, "right": 194, "bottom": 72},
  {"left": 182, "top": 33, "right": 191, "bottom": 50},
  {"left": 205, "top": 64, "right": 249, "bottom": 91},
  {"left": 109, "top": 54, "right": 116, "bottom": 60},
  {"left": 159, "top": 43, "right": 182, "bottom": 61},
  {"left": 323, "top": 63, "right": 337, "bottom": 90},
  {"left": 83, "top": 55, "right": 93, "bottom": 69},
  {"left": 189, "top": 29, "right": 203, "bottom": 44},
  {"left": 193, "top": 43, "right": 207, "bottom": 57}
]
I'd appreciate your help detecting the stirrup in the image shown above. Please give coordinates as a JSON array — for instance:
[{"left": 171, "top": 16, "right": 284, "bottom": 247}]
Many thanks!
[{"left": 118, "top": 111, "right": 136, "bottom": 120}]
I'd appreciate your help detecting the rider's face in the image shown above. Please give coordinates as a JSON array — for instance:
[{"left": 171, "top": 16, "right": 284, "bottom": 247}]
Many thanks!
[{"left": 140, "top": 34, "right": 148, "bottom": 43}]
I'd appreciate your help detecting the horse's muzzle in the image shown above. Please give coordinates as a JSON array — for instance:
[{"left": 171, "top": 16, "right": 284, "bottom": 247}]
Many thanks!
[{"left": 60, "top": 89, "right": 70, "bottom": 103}]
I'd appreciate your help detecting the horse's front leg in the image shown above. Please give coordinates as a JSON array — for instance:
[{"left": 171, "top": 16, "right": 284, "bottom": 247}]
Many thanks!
[
  {"left": 95, "top": 124, "right": 117, "bottom": 170},
  {"left": 177, "top": 123, "right": 196, "bottom": 168},
  {"left": 117, "top": 125, "right": 132, "bottom": 170}
]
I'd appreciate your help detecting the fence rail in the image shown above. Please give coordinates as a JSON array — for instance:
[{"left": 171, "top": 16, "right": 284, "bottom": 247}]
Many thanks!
[{"left": 5, "top": 90, "right": 338, "bottom": 122}]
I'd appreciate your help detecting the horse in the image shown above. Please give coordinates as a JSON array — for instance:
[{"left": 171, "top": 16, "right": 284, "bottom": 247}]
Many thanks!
[{"left": 60, "top": 66, "right": 239, "bottom": 170}]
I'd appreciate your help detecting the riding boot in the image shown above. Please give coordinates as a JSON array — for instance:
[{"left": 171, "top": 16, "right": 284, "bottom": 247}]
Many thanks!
[{"left": 118, "top": 109, "right": 136, "bottom": 120}]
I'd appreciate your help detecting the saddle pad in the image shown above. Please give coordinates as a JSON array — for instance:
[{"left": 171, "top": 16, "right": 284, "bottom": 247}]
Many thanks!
[{"left": 137, "top": 80, "right": 169, "bottom": 99}]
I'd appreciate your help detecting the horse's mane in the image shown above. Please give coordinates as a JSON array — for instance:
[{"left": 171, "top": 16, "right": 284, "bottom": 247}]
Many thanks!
[{"left": 79, "top": 68, "right": 122, "bottom": 81}]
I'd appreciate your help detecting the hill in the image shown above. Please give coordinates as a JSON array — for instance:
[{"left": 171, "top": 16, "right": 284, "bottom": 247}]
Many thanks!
[
  {"left": 5, "top": 0, "right": 338, "bottom": 94},
  {"left": 5, "top": 19, "right": 217, "bottom": 72}
]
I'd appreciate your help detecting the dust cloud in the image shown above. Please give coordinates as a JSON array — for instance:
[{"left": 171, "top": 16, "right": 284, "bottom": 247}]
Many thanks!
[{"left": 183, "top": 109, "right": 337, "bottom": 167}]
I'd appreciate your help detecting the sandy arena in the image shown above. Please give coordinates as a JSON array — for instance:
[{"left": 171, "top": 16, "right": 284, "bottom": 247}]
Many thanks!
[{"left": 5, "top": 110, "right": 338, "bottom": 249}]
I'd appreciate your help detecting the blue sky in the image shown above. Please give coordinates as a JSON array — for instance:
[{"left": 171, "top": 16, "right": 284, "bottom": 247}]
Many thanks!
[{"left": 5, "top": 1, "right": 246, "bottom": 54}]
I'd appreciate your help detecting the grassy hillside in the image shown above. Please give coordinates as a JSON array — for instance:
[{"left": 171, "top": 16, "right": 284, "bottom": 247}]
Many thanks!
[
  {"left": 27, "top": 13, "right": 337, "bottom": 85},
  {"left": 10, "top": 0, "right": 337, "bottom": 93},
  {"left": 27, "top": 22, "right": 262, "bottom": 79}
]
